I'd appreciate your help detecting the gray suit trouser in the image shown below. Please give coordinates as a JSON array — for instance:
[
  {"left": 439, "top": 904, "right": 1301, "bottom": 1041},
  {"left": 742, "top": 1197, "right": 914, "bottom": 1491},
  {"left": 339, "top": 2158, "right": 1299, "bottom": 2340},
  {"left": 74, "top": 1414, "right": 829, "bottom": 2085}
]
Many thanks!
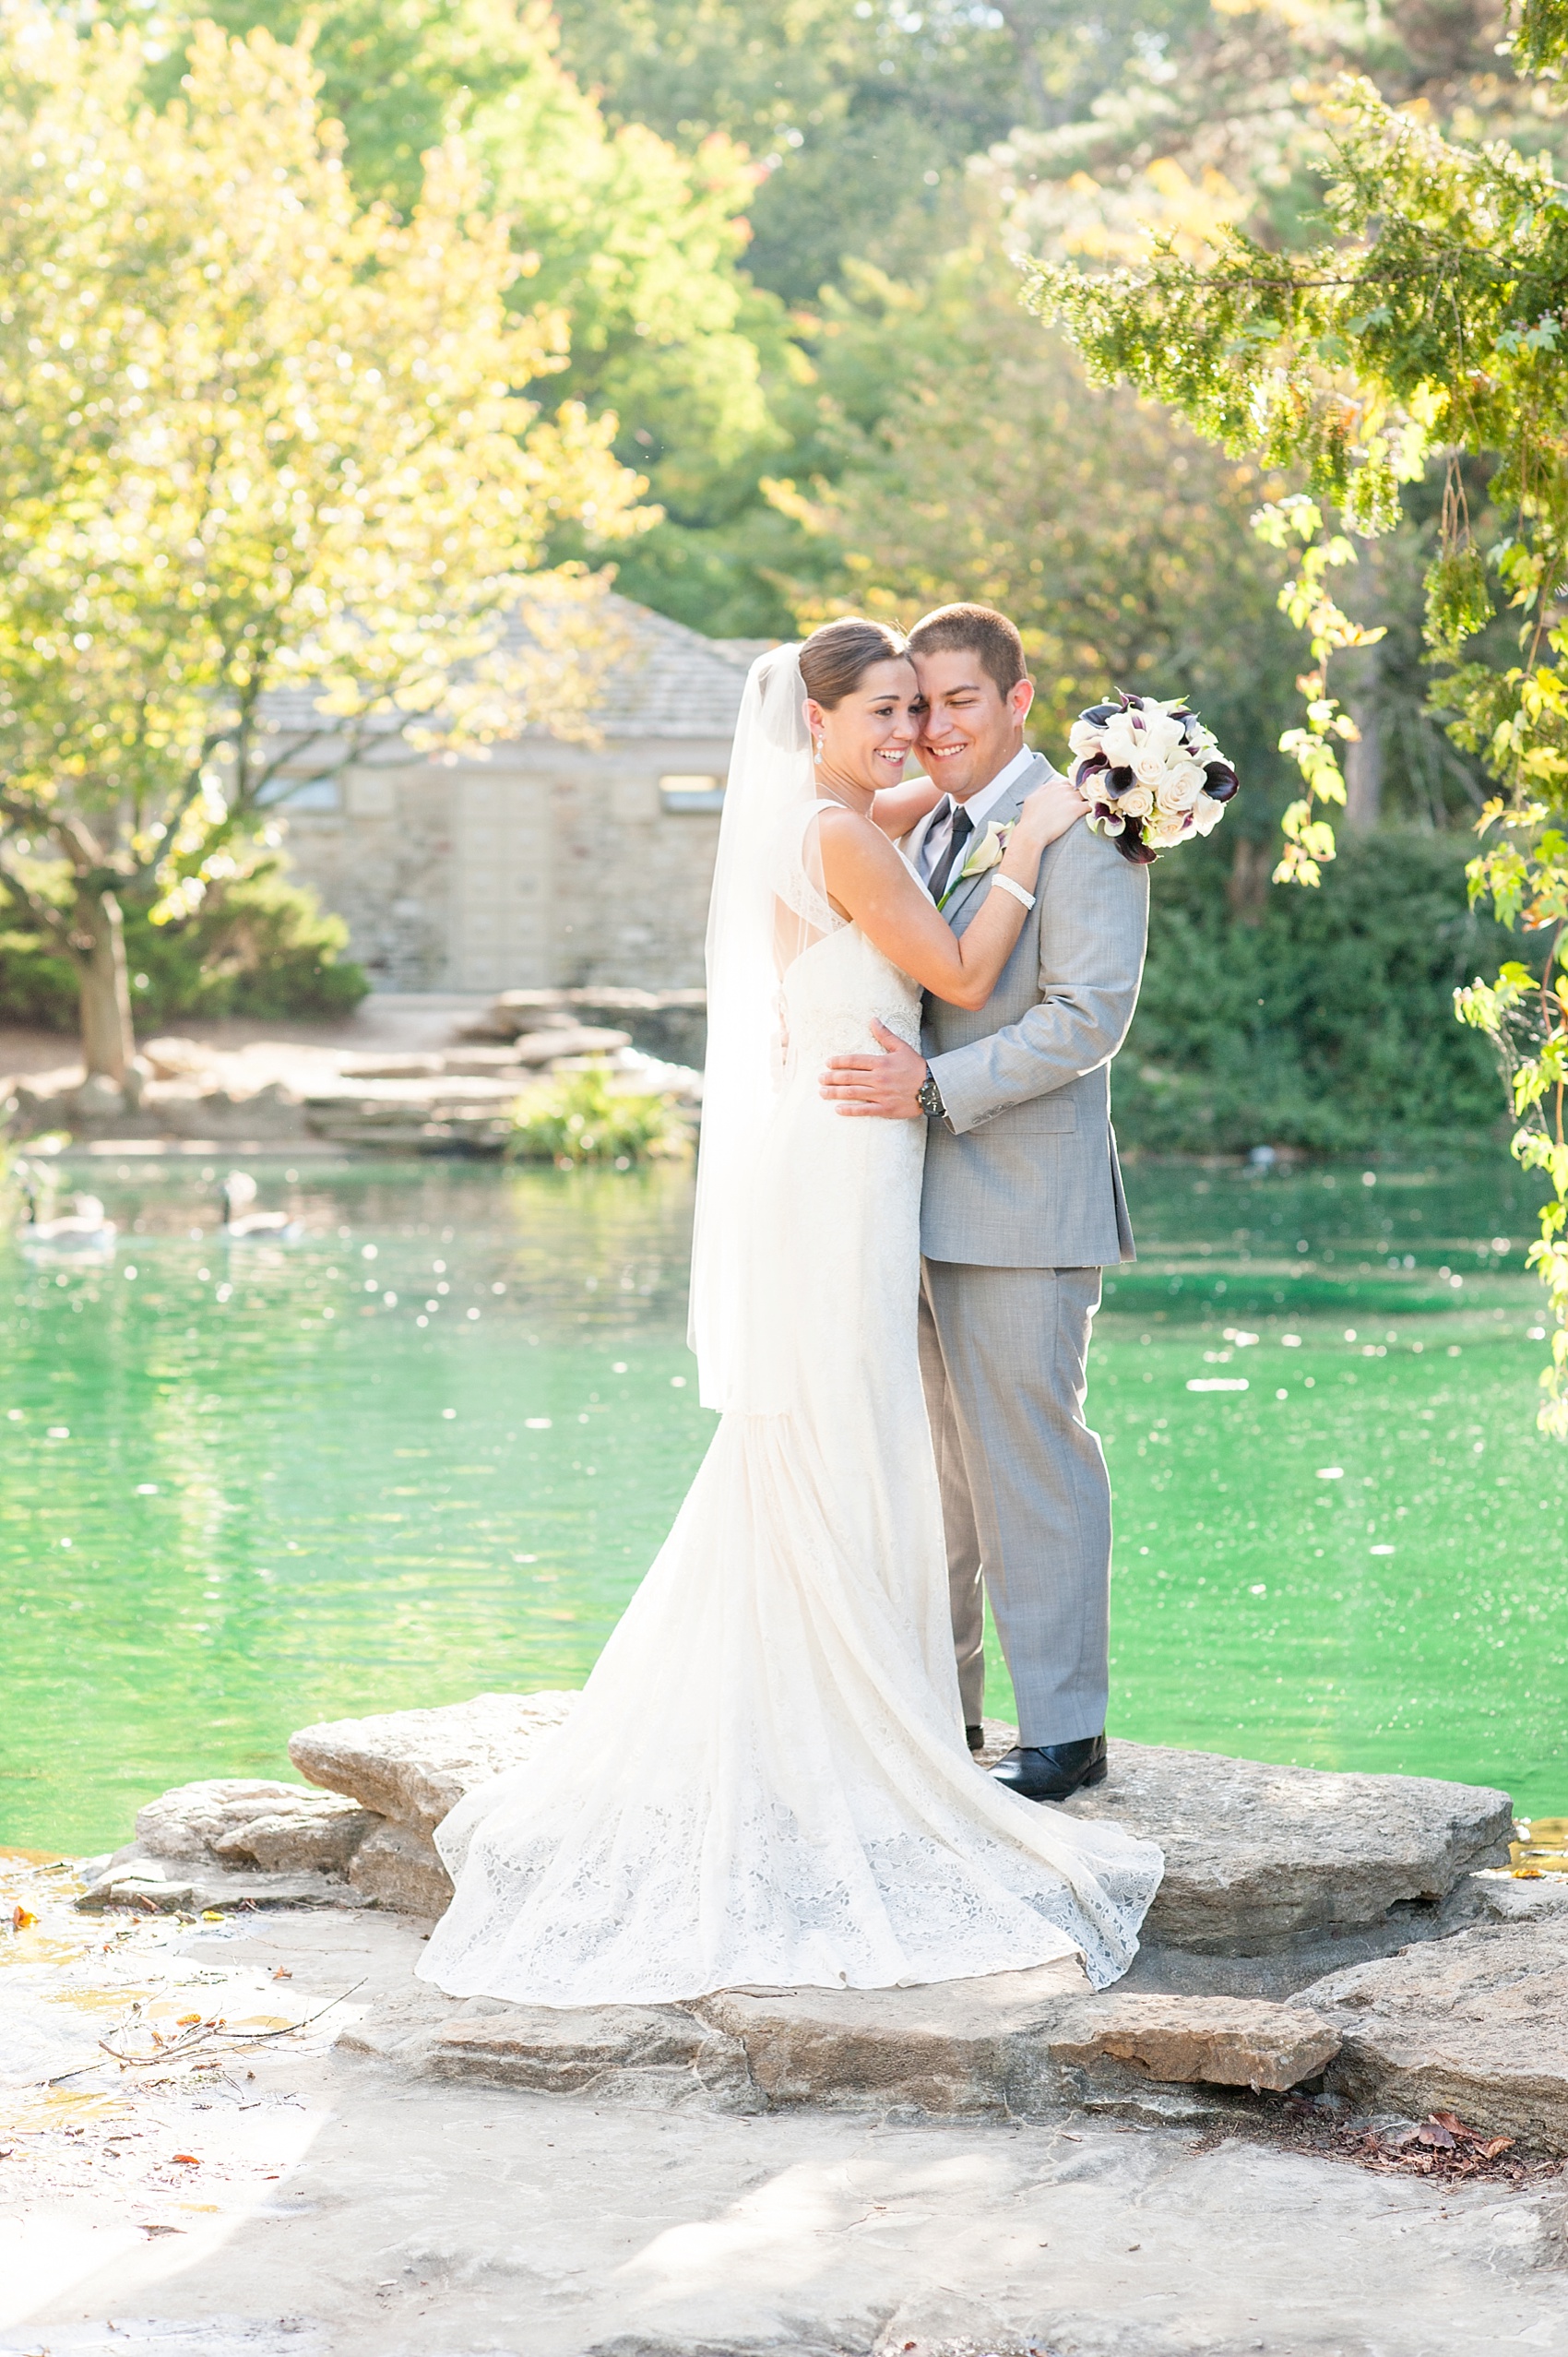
[{"left": 918, "top": 1259, "right": 1110, "bottom": 1746}]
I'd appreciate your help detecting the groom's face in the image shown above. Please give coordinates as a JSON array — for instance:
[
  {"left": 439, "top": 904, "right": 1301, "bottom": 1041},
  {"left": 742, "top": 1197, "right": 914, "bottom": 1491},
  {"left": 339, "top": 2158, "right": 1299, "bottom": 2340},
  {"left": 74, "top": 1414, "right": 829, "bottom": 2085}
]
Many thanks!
[{"left": 911, "top": 648, "right": 1032, "bottom": 803}]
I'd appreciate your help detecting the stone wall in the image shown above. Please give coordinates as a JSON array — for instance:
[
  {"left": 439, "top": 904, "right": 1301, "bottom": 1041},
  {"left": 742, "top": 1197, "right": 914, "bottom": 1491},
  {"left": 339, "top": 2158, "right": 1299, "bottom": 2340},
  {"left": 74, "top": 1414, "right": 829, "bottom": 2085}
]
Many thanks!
[{"left": 279, "top": 736, "right": 728, "bottom": 994}]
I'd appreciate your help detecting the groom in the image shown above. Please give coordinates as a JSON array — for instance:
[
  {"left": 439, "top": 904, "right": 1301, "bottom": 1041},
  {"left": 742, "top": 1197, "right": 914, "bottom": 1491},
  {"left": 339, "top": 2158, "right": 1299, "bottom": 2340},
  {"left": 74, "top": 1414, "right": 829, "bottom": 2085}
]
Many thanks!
[{"left": 819, "top": 602, "right": 1148, "bottom": 1803}]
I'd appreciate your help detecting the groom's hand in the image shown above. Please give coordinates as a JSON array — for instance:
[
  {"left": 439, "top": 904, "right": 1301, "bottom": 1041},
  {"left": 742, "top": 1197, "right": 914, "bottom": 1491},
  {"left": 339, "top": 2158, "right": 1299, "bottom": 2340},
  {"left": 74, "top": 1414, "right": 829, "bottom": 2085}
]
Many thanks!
[{"left": 819, "top": 1021, "right": 927, "bottom": 1119}]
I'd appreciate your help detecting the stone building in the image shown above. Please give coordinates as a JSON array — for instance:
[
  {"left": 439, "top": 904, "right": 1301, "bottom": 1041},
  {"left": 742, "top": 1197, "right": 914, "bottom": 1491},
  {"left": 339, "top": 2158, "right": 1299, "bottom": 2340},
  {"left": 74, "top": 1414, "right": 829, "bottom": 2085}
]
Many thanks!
[{"left": 272, "top": 601, "right": 763, "bottom": 994}]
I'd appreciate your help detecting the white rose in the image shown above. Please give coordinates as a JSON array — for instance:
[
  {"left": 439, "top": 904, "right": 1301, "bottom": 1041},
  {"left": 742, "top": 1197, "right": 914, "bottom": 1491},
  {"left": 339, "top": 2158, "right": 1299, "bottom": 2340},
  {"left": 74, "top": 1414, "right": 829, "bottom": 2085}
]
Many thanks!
[
  {"left": 1118, "top": 781, "right": 1156, "bottom": 818},
  {"left": 1143, "top": 712, "right": 1186, "bottom": 762},
  {"left": 1145, "top": 806, "right": 1190, "bottom": 848},
  {"left": 1067, "top": 718, "right": 1103, "bottom": 759},
  {"left": 1169, "top": 759, "right": 1207, "bottom": 806},
  {"left": 1100, "top": 714, "right": 1139, "bottom": 768},
  {"left": 1132, "top": 748, "right": 1167, "bottom": 786},
  {"left": 1190, "top": 789, "right": 1228, "bottom": 836},
  {"left": 1154, "top": 768, "right": 1194, "bottom": 815}
]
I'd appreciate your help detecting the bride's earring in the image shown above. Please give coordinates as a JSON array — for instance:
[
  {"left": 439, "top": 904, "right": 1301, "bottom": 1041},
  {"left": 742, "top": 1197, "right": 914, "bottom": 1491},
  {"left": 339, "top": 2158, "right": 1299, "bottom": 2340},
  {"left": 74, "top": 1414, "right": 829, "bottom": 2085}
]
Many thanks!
[{"left": 813, "top": 735, "right": 824, "bottom": 763}]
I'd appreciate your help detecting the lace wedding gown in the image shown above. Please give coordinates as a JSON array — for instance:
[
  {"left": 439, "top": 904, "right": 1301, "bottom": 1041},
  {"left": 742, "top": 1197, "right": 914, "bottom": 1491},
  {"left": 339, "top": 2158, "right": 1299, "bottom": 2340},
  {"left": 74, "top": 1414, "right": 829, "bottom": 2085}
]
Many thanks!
[{"left": 418, "top": 764, "right": 1163, "bottom": 2007}]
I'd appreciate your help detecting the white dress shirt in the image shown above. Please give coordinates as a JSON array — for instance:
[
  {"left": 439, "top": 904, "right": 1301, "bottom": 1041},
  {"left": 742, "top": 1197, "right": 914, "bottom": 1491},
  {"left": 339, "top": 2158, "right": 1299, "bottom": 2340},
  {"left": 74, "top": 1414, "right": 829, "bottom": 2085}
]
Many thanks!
[{"left": 917, "top": 744, "right": 1038, "bottom": 895}]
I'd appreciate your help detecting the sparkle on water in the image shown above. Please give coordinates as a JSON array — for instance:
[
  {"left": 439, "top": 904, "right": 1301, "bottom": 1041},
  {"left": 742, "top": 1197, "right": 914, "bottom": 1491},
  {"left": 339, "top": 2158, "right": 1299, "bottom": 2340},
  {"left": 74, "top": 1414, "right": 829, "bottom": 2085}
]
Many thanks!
[{"left": 3, "top": 1152, "right": 1565, "bottom": 1853}]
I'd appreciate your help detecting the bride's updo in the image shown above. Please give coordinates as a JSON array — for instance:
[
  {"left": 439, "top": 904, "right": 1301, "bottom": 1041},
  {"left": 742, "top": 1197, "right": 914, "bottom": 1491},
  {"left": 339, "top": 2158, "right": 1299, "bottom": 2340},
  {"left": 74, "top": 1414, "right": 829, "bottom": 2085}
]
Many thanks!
[{"left": 799, "top": 616, "right": 909, "bottom": 708}]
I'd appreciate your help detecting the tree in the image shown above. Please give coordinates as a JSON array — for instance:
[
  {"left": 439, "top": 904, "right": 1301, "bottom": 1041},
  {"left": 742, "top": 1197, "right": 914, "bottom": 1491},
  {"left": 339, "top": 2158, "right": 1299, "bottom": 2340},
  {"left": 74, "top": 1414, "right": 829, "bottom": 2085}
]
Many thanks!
[
  {"left": 137, "top": 0, "right": 812, "bottom": 635},
  {"left": 1028, "top": 30, "right": 1568, "bottom": 1428},
  {"left": 0, "top": 9, "right": 647, "bottom": 1090},
  {"left": 760, "top": 226, "right": 1302, "bottom": 892}
]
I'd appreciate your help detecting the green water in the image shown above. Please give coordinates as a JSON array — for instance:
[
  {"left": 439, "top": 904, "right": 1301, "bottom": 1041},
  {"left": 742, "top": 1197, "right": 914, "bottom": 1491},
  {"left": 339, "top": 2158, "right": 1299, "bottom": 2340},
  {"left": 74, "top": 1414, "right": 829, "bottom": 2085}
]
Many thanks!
[{"left": 3, "top": 1152, "right": 1565, "bottom": 1851}]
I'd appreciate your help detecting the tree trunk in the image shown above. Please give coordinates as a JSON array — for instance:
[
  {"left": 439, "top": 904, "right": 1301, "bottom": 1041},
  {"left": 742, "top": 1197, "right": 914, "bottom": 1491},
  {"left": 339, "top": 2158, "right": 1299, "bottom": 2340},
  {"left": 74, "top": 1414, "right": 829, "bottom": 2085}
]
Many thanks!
[
  {"left": 74, "top": 886, "right": 137, "bottom": 1084},
  {"left": 1227, "top": 832, "right": 1273, "bottom": 924},
  {"left": 1344, "top": 691, "right": 1384, "bottom": 832}
]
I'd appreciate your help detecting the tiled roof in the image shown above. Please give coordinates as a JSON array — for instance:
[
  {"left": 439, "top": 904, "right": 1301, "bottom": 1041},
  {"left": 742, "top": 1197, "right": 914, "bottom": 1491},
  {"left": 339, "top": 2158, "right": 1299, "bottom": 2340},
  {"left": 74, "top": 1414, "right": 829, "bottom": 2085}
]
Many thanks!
[
  {"left": 585, "top": 600, "right": 764, "bottom": 739},
  {"left": 259, "top": 597, "right": 768, "bottom": 749}
]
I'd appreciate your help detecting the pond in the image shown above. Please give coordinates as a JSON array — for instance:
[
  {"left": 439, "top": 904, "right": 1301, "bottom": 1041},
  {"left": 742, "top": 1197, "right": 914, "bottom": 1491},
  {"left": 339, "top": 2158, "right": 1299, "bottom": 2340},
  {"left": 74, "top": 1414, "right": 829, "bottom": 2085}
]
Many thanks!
[{"left": 4, "top": 1150, "right": 1565, "bottom": 1853}]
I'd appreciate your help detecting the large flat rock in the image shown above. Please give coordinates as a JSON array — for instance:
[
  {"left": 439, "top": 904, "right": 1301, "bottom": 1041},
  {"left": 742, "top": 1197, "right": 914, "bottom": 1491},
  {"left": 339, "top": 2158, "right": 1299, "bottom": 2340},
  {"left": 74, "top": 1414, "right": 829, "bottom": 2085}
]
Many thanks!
[
  {"left": 136, "top": 1777, "right": 378, "bottom": 1875},
  {"left": 289, "top": 1693, "right": 1514, "bottom": 1955},
  {"left": 1047, "top": 1991, "right": 1341, "bottom": 2093},
  {"left": 1296, "top": 1910, "right": 1568, "bottom": 2152},
  {"left": 1055, "top": 1738, "right": 1512, "bottom": 1954},
  {"left": 288, "top": 1690, "right": 576, "bottom": 1835},
  {"left": 340, "top": 1962, "right": 1339, "bottom": 2122},
  {"left": 341, "top": 1987, "right": 754, "bottom": 2110}
]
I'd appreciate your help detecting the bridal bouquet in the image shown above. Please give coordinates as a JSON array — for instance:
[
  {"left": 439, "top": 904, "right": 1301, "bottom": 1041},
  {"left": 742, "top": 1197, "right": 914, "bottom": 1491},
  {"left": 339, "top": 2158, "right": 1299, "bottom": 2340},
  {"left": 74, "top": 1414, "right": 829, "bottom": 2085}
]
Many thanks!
[{"left": 1067, "top": 694, "right": 1238, "bottom": 862}]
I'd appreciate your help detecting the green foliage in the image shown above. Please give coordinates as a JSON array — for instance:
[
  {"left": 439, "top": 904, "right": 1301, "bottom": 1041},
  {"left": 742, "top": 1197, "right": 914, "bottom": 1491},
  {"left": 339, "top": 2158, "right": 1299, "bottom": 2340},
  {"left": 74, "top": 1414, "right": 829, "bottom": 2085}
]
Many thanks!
[
  {"left": 0, "top": 864, "right": 366, "bottom": 1029},
  {"left": 0, "top": 6, "right": 644, "bottom": 1077},
  {"left": 1028, "top": 24, "right": 1568, "bottom": 1430},
  {"left": 779, "top": 244, "right": 1301, "bottom": 791},
  {"left": 505, "top": 1065, "right": 691, "bottom": 1167},
  {"left": 1117, "top": 831, "right": 1538, "bottom": 1155}
]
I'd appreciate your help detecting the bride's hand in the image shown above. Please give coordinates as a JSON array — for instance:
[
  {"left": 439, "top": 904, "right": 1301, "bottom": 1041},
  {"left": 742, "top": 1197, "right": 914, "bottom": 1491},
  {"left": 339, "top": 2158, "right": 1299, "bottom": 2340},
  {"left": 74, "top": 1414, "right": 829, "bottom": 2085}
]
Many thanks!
[{"left": 1010, "top": 772, "right": 1093, "bottom": 857}]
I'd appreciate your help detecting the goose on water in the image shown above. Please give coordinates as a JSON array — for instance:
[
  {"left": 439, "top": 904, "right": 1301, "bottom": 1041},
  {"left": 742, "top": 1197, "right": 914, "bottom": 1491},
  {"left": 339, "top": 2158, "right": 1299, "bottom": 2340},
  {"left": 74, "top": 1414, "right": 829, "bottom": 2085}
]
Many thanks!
[
  {"left": 18, "top": 1182, "right": 118, "bottom": 1260},
  {"left": 220, "top": 1170, "right": 302, "bottom": 1243}
]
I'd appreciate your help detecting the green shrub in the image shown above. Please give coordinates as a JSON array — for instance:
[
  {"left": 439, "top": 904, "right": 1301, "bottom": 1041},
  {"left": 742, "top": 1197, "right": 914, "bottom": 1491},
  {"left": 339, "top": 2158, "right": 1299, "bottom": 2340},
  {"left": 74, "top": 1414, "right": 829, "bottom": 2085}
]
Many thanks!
[
  {"left": 505, "top": 1065, "right": 692, "bottom": 1167},
  {"left": 1114, "top": 828, "right": 1535, "bottom": 1154},
  {"left": 0, "top": 862, "right": 368, "bottom": 1030}
]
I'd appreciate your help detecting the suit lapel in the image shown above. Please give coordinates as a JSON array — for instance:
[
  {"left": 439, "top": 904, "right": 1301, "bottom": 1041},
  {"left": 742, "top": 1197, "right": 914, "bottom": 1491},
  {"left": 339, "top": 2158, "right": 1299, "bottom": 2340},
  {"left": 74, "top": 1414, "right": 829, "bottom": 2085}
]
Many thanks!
[
  {"left": 941, "top": 754, "right": 1053, "bottom": 931},
  {"left": 901, "top": 794, "right": 945, "bottom": 894}
]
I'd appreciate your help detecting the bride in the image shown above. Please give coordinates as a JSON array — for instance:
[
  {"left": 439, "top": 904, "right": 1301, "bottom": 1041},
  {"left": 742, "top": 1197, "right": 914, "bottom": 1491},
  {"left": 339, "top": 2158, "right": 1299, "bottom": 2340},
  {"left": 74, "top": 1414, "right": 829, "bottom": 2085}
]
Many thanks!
[{"left": 418, "top": 619, "right": 1163, "bottom": 2007}]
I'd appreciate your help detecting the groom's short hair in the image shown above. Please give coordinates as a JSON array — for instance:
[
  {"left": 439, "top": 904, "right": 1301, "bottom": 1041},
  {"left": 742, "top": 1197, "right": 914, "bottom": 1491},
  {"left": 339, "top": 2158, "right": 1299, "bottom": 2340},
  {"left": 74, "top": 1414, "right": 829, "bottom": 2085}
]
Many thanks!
[{"left": 908, "top": 603, "right": 1028, "bottom": 702}]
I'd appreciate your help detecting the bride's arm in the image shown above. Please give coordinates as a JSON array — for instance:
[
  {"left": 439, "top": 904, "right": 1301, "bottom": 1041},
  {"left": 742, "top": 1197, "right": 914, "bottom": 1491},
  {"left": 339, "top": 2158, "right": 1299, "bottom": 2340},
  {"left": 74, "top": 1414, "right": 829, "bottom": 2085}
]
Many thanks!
[
  {"left": 817, "top": 776, "right": 1087, "bottom": 1011},
  {"left": 869, "top": 774, "right": 943, "bottom": 840}
]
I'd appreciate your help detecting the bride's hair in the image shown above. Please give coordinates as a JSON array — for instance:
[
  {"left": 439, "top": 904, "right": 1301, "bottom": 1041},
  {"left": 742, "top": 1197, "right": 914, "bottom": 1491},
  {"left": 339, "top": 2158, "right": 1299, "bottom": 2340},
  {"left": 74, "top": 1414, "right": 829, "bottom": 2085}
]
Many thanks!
[{"left": 799, "top": 616, "right": 909, "bottom": 708}]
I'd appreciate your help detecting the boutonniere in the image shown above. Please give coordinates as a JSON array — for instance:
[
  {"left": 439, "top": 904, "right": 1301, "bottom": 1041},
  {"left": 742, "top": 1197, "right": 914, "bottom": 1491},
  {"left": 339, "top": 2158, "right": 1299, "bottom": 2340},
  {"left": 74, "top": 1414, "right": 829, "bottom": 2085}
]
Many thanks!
[{"left": 941, "top": 820, "right": 1012, "bottom": 906}]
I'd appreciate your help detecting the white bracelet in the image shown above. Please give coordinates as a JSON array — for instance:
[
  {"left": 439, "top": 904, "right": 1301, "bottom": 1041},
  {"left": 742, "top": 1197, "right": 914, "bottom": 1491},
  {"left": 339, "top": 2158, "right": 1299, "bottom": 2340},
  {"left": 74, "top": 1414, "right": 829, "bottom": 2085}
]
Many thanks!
[{"left": 992, "top": 874, "right": 1036, "bottom": 912}]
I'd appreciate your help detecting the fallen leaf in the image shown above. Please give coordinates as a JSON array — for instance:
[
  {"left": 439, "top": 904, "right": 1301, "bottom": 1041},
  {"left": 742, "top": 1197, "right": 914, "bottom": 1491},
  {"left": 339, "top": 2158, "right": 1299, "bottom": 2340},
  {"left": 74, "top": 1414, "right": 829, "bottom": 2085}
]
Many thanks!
[
  {"left": 171, "top": 2153, "right": 200, "bottom": 2166},
  {"left": 1416, "top": 2124, "right": 1456, "bottom": 2149},
  {"left": 11, "top": 1906, "right": 37, "bottom": 1931},
  {"left": 200, "top": 1910, "right": 224, "bottom": 1923},
  {"left": 272, "top": 1967, "right": 292, "bottom": 1980},
  {"left": 176, "top": 2014, "right": 202, "bottom": 2028},
  {"left": 1481, "top": 2137, "right": 1516, "bottom": 2159}
]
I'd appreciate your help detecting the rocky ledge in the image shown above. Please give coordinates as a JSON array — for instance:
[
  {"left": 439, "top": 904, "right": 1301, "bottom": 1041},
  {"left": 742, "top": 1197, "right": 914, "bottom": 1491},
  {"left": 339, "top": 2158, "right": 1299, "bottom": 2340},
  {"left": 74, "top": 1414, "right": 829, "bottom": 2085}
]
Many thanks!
[{"left": 79, "top": 1689, "right": 1568, "bottom": 2149}]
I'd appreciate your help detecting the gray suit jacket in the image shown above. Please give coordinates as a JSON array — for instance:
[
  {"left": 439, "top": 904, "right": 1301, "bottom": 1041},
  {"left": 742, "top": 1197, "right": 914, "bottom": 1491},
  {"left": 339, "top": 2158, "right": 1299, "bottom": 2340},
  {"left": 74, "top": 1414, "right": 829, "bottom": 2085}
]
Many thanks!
[{"left": 911, "top": 753, "right": 1148, "bottom": 1269}]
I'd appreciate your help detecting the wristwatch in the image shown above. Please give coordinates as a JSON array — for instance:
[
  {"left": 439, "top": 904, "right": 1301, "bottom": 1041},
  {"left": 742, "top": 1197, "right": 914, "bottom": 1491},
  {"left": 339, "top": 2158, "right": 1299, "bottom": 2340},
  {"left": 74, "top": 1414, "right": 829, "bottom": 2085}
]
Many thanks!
[{"left": 917, "top": 1070, "right": 946, "bottom": 1120}]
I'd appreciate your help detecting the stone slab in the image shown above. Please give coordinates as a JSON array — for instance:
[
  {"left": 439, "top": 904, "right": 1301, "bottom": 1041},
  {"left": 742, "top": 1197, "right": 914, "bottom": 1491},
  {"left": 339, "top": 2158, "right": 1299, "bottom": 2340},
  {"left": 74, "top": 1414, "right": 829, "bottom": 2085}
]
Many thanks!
[
  {"left": 1055, "top": 1738, "right": 1513, "bottom": 1954},
  {"left": 1046, "top": 1992, "right": 1340, "bottom": 2092},
  {"left": 341, "top": 1986, "right": 754, "bottom": 2109},
  {"left": 77, "top": 1855, "right": 366, "bottom": 1913},
  {"left": 1296, "top": 1914, "right": 1568, "bottom": 2151},
  {"left": 342, "top": 1960, "right": 1331, "bottom": 2122},
  {"left": 288, "top": 1690, "right": 576, "bottom": 1834},
  {"left": 287, "top": 1694, "right": 1514, "bottom": 1958},
  {"left": 348, "top": 1820, "right": 453, "bottom": 1915},
  {"left": 135, "top": 1776, "right": 377, "bottom": 1876}
]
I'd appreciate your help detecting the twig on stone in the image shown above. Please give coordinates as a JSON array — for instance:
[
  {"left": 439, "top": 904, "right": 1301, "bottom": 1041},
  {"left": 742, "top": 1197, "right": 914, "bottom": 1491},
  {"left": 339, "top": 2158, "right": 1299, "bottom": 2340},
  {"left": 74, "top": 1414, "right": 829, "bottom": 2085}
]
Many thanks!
[{"left": 69, "top": 1979, "right": 369, "bottom": 2079}]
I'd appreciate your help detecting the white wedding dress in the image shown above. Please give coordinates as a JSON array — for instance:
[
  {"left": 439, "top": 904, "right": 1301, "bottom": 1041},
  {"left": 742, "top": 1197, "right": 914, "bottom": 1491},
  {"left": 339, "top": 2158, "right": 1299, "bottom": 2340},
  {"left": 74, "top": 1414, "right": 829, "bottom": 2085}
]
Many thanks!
[{"left": 418, "top": 656, "right": 1162, "bottom": 2009}]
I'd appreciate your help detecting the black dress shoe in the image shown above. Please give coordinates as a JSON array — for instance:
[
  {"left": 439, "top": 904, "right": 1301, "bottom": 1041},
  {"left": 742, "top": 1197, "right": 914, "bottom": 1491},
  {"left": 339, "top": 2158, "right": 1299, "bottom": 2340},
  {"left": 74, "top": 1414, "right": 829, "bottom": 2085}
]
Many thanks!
[
  {"left": 965, "top": 1723, "right": 985, "bottom": 1754},
  {"left": 990, "top": 1733, "right": 1108, "bottom": 1803}
]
